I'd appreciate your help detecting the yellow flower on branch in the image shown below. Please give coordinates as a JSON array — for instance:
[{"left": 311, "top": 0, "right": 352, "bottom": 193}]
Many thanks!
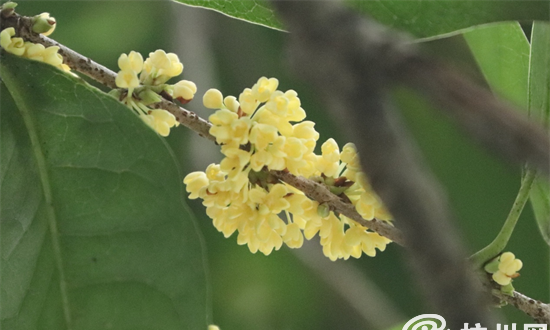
[
  {"left": 492, "top": 252, "right": 523, "bottom": 286},
  {"left": 184, "top": 76, "right": 393, "bottom": 260},
  {"left": 1, "top": 27, "right": 26, "bottom": 56},
  {"left": 112, "top": 50, "right": 197, "bottom": 137}
]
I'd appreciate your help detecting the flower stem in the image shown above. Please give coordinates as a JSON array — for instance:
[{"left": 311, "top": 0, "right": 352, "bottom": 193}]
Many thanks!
[{"left": 470, "top": 167, "right": 538, "bottom": 269}]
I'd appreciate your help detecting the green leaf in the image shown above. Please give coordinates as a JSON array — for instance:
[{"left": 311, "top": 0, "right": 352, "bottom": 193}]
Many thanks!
[
  {"left": 0, "top": 54, "right": 209, "bottom": 329},
  {"left": 176, "top": 0, "right": 283, "bottom": 30},
  {"left": 463, "top": 22, "right": 530, "bottom": 109},
  {"left": 463, "top": 22, "right": 550, "bottom": 246},
  {"left": 175, "top": 0, "right": 548, "bottom": 40},
  {"left": 350, "top": 1, "right": 549, "bottom": 40},
  {"left": 527, "top": 22, "right": 550, "bottom": 246}
]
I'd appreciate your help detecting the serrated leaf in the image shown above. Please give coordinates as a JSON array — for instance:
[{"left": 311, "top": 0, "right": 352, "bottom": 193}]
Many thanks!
[
  {"left": 0, "top": 54, "right": 209, "bottom": 329},
  {"left": 527, "top": 22, "right": 550, "bottom": 246},
  {"left": 174, "top": 0, "right": 549, "bottom": 41}
]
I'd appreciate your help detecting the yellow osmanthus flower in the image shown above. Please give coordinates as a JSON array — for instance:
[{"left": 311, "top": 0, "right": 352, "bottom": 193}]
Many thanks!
[
  {"left": 24, "top": 42, "right": 63, "bottom": 67},
  {"left": 0, "top": 27, "right": 70, "bottom": 72},
  {"left": 116, "top": 69, "right": 140, "bottom": 89},
  {"left": 141, "top": 49, "right": 183, "bottom": 85},
  {"left": 118, "top": 51, "right": 143, "bottom": 73},
  {"left": 1, "top": 27, "right": 25, "bottom": 56},
  {"left": 184, "top": 77, "right": 393, "bottom": 260},
  {"left": 252, "top": 76, "right": 278, "bottom": 102},
  {"left": 142, "top": 109, "right": 178, "bottom": 137},
  {"left": 113, "top": 50, "right": 196, "bottom": 137},
  {"left": 492, "top": 252, "right": 523, "bottom": 286},
  {"left": 172, "top": 80, "right": 197, "bottom": 103},
  {"left": 203, "top": 88, "right": 224, "bottom": 109}
]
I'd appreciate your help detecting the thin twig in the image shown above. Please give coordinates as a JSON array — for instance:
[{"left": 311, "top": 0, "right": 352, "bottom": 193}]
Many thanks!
[
  {"left": 470, "top": 168, "right": 538, "bottom": 268},
  {"left": 273, "top": 170, "right": 404, "bottom": 245},
  {"left": 493, "top": 290, "right": 550, "bottom": 324},
  {"left": 1, "top": 14, "right": 217, "bottom": 143},
  {"left": 0, "top": 10, "right": 402, "bottom": 243}
]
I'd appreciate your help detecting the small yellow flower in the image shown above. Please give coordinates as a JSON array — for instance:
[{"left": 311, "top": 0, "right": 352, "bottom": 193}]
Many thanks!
[
  {"left": 203, "top": 88, "right": 224, "bottom": 109},
  {"left": 238, "top": 88, "right": 259, "bottom": 115},
  {"left": 321, "top": 138, "right": 340, "bottom": 163},
  {"left": 283, "top": 223, "right": 304, "bottom": 248},
  {"left": 341, "top": 142, "right": 360, "bottom": 169},
  {"left": 355, "top": 194, "right": 375, "bottom": 220},
  {"left": 292, "top": 121, "right": 319, "bottom": 141},
  {"left": 0, "top": 27, "right": 25, "bottom": 56},
  {"left": 183, "top": 171, "right": 209, "bottom": 199},
  {"left": 42, "top": 46, "right": 63, "bottom": 67},
  {"left": 118, "top": 51, "right": 143, "bottom": 73},
  {"left": 282, "top": 90, "right": 306, "bottom": 122},
  {"left": 24, "top": 42, "right": 46, "bottom": 60},
  {"left": 255, "top": 108, "right": 293, "bottom": 137},
  {"left": 224, "top": 96, "right": 240, "bottom": 113},
  {"left": 116, "top": 70, "right": 140, "bottom": 89},
  {"left": 141, "top": 50, "right": 183, "bottom": 85},
  {"left": 252, "top": 76, "right": 278, "bottom": 102},
  {"left": 172, "top": 80, "right": 197, "bottom": 102},
  {"left": 249, "top": 123, "right": 278, "bottom": 150},
  {"left": 265, "top": 90, "right": 289, "bottom": 117},
  {"left": 142, "top": 109, "right": 177, "bottom": 137},
  {"left": 209, "top": 109, "right": 247, "bottom": 145},
  {"left": 492, "top": 252, "right": 522, "bottom": 286},
  {"left": 315, "top": 139, "right": 340, "bottom": 177}
]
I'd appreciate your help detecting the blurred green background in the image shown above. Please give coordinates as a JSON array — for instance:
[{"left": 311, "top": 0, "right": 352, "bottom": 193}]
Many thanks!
[{"left": 15, "top": 1, "right": 549, "bottom": 329}]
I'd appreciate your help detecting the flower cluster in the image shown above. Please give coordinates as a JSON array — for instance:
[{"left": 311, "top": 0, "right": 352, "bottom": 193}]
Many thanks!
[
  {"left": 485, "top": 252, "right": 523, "bottom": 288},
  {"left": 185, "top": 77, "right": 392, "bottom": 260},
  {"left": 0, "top": 23, "right": 70, "bottom": 72},
  {"left": 112, "top": 50, "right": 197, "bottom": 136}
]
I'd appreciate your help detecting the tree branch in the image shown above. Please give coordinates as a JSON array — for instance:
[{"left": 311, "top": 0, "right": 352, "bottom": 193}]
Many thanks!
[
  {"left": 268, "top": 1, "right": 542, "bottom": 328},
  {"left": 1, "top": 9, "right": 402, "bottom": 242},
  {"left": 2, "top": 7, "right": 548, "bottom": 324},
  {"left": 273, "top": 170, "right": 404, "bottom": 245},
  {"left": 493, "top": 290, "right": 550, "bottom": 324}
]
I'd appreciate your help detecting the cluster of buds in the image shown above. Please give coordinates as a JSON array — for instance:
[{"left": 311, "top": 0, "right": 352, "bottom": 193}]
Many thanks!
[
  {"left": 484, "top": 251, "right": 523, "bottom": 295},
  {"left": 0, "top": 9, "right": 70, "bottom": 72},
  {"left": 111, "top": 50, "right": 196, "bottom": 136},
  {"left": 184, "top": 77, "right": 392, "bottom": 260}
]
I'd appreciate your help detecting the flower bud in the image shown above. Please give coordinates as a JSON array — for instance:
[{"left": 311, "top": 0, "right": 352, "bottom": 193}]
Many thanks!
[
  {"left": 203, "top": 88, "right": 223, "bottom": 109},
  {"left": 1, "top": 2, "right": 17, "bottom": 17},
  {"left": 223, "top": 96, "right": 240, "bottom": 112},
  {"left": 172, "top": 80, "right": 197, "bottom": 103},
  {"left": 32, "top": 13, "right": 56, "bottom": 36},
  {"left": 317, "top": 203, "right": 330, "bottom": 218},
  {"left": 138, "top": 88, "right": 162, "bottom": 106}
]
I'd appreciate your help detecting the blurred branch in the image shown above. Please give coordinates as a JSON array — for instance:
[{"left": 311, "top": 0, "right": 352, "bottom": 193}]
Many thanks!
[
  {"left": 294, "top": 241, "right": 406, "bottom": 329},
  {"left": 267, "top": 0, "right": 549, "bottom": 328},
  {"left": 0, "top": 6, "right": 550, "bottom": 326}
]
